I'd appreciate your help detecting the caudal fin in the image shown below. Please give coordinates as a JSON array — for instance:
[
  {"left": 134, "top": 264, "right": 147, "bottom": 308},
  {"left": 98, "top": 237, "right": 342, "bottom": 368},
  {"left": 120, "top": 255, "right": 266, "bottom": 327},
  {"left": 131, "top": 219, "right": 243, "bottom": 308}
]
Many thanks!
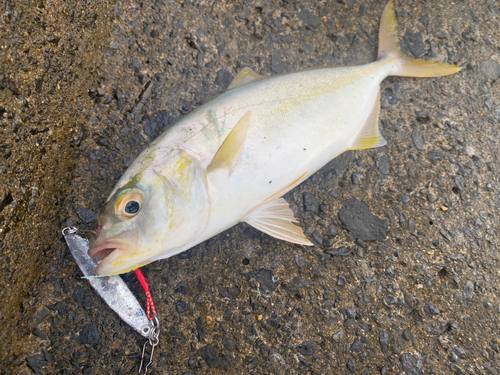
[{"left": 378, "top": 1, "right": 461, "bottom": 77}]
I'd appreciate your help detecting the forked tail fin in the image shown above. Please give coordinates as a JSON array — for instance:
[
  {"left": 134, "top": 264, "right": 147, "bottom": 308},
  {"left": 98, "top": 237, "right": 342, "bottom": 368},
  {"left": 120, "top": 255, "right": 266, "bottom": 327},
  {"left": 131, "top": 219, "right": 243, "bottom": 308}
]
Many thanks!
[{"left": 379, "top": 1, "right": 461, "bottom": 77}]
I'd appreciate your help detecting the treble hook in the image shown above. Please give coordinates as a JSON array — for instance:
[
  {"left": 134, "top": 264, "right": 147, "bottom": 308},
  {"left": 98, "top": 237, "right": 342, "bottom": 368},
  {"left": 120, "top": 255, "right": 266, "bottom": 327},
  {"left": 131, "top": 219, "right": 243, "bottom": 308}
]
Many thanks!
[{"left": 138, "top": 316, "right": 160, "bottom": 375}]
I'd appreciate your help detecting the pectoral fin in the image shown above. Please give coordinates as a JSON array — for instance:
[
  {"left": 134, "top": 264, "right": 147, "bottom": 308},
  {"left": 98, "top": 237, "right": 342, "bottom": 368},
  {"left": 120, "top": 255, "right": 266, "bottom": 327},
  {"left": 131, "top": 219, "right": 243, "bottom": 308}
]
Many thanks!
[
  {"left": 348, "top": 90, "right": 387, "bottom": 150},
  {"left": 243, "top": 197, "right": 313, "bottom": 246},
  {"left": 207, "top": 111, "right": 251, "bottom": 173},
  {"left": 227, "top": 68, "right": 265, "bottom": 90}
]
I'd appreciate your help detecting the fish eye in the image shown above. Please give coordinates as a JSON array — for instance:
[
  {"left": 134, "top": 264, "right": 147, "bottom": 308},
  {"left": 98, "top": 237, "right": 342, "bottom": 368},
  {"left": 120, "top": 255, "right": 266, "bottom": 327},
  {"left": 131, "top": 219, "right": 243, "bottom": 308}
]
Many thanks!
[
  {"left": 124, "top": 200, "right": 140, "bottom": 215},
  {"left": 115, "top": 188, "right": 145, "bottom": 219}
]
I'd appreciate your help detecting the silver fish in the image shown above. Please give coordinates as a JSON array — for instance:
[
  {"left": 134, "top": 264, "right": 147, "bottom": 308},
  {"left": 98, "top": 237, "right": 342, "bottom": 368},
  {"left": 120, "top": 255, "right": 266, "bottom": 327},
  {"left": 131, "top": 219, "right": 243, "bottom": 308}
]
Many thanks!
[{"left": 62, "top": 227, "right": 151, "bottom": 338}]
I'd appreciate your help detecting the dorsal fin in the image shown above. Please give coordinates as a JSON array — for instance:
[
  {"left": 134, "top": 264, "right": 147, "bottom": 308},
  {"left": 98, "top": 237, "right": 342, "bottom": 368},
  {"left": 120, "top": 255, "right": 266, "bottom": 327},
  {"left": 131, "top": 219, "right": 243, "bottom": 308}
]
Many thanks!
[
  {"left": 243, "top": 197, "right": 313, "bottom": 246},
  {"left": 207, "top": 111, "right": 251, "bottom": 173},
  {"left": 348, "top": 90, "right": 387, "bottom": 150},
  {"left": 227, "top": 68, "right": 265, "bottom": 90}
]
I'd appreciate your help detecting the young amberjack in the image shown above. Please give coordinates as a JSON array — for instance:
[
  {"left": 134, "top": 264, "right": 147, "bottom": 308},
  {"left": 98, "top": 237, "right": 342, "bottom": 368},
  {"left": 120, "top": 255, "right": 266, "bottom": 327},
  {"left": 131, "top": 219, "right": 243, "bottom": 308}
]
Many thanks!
[{"left": 89, "top": 1, "right": 460, "bottom": 275}]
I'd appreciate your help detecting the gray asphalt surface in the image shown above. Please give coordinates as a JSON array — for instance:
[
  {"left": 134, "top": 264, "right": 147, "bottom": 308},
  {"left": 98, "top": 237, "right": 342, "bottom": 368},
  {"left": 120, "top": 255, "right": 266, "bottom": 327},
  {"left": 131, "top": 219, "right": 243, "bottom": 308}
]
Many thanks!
[{"left": 1, "top": 0, "right": 499, "bottom": 374}]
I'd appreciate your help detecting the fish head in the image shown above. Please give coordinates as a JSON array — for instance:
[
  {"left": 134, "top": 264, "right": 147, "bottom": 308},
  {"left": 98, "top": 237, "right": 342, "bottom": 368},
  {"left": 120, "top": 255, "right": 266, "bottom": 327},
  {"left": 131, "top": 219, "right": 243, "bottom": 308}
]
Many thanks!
[{"left": 89, "top": 148, "right": 210, "bottom": 275}]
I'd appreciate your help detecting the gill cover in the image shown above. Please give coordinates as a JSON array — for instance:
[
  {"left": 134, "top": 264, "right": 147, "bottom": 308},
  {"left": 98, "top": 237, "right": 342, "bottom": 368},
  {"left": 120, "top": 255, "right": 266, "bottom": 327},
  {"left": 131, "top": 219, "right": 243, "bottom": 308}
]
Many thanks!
[{"left": 90, "top": 148, "right": 210, "bottom": 275}]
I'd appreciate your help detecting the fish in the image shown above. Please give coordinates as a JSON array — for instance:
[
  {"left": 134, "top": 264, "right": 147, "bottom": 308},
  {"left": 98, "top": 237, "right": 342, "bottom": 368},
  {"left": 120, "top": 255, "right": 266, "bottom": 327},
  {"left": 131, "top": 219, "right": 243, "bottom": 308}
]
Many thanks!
[
  {"left": 62, "top": 228, "right": 152, "bottom": 337},
  {"left": 88, "top": 1, "right": 460, "bottom": 276}
]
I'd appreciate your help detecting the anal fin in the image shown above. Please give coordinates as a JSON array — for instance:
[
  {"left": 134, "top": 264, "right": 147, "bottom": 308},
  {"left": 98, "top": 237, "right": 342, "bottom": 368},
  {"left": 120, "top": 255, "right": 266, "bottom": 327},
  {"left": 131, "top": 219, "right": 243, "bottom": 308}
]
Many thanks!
[
  {"left": 243, "top": 198, "right": 313, "bottom": 246},
  {"left": 348, "top": 90, "right": 387, "bottom": 150}
]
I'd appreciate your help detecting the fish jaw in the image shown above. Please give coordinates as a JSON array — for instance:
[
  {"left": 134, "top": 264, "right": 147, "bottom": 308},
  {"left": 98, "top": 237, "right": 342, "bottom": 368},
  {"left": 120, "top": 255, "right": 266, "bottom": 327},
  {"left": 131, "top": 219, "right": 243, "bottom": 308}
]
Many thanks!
[
  {"left": 93, "top": 245, "right": 151, "bottom": 276},
  {"left": 88, "top": 235, "right": 146, "bottom": 275}
]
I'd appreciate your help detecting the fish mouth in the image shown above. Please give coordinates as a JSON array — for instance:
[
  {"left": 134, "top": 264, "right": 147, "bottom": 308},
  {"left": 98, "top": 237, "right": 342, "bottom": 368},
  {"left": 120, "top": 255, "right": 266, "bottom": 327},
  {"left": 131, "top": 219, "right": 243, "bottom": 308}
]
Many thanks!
[{"left": 88, "top": 241, "right": 126, "bottom": 259}]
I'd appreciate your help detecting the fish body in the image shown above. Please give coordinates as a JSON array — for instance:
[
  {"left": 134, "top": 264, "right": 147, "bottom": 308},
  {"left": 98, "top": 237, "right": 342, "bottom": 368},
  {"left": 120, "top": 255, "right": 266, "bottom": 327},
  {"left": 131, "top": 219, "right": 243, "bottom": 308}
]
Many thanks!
[{"left": 89, "top": 1, "right": 460, "bottom": 275}]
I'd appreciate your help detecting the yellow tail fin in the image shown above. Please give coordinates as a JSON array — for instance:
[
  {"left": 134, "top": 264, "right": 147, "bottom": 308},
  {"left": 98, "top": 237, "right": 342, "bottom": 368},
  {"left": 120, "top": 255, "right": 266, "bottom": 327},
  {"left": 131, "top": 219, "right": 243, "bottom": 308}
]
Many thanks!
[{"left": 378, "top": 1, "right": 461, "bottom": 78}]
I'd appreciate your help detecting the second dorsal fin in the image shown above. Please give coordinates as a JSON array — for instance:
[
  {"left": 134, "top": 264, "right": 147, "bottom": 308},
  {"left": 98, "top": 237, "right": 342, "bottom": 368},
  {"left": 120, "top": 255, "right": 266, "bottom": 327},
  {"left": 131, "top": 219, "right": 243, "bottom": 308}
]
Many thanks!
[{"left": 227, "top": 68, "right": 265, "bottom": 90}]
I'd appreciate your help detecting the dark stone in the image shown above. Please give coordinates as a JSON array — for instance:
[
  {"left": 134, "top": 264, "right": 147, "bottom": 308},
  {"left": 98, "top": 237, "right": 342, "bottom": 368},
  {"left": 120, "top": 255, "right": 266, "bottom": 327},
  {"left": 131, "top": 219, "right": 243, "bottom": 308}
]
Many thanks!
[
  {"left": 400, "top": 353, "right": 424, "bottom": 375},
  {"left": 412, "top": 131, "right": 424, "bottom": 150},
  {"left": 271, "top": 50, "right": 284, "bottom": 74},
  {"left": 0, "top": 187, "right": 13, "bottom": 213},
  {"left": 303, "top": 192, "right": 319, "bottom": 213},
  {"left": 324, "top": 247, "right": 353, "bottom": 257},
  {"left": 312, "top": 230, "right": 322, "bottom": 244},
  {"left": 351, "top": 172, "right": 363, "bottom": 185},
  {"left": 75, "top": 206, "right": 98, "bottom": 225},
  {"left": 326, "top": 224, "right": 339, "bottom": 236},
  {"left": 188, "top": 356, "right": 198, "bottom": 367},
  {"left": 454, "top": 176, "right": 465, "bottom": 190},
  {"left": 294, "top": 254, "right": 306, "bottom": 268},
  {"left": 248, "top": 357, "right": 259, "bottom": 369},
  {"left": 297, "top": 340, "right": 316, "bottom": 356},
  {"left": 223, "top": 309, "right": 232, "bottom": 321},
  {"left": 243, "top": 227, "right": 256, "bottom": 238},
  {"left": 176, "top": 248, "right": 193, "bottom": 260},
  {"left": 452, "top": 346, "right": 467, "bottom": 359},
  {"left": 385, "top": 295, "right": 398, "bottom": 305},
  {"left": 347, "top": 357, "right": 355, "bottom": 373},
  {"left": 195, "top": 316, "right": 205, "bottom": 341},
  {"left": 129, "top": 61, "right": 141, "bottom": 72},
  {"left": 176, "top": 299, "right": 191, "bottom": 313},
  {"left": 379, "top": 330, "right": 389, "bottom": 353},
  {"left": 337, "top": 274, "right": 346, "bottom": 286},
  {"left": 244, "top": 269, "right": 279, "bottom": 296},
  {"left": 341, "top": 0, "right": 356, "bottom": 6},
  {"left": 450, "top": 363, "right": 466, "bottom": 375},
  {"left": 174, "top": 282, "right": 190, "bottom": 295},
  {"left": 377, "top": 155, "right": 390, "bottom": 175},
  {"left": 402, "top": 329, "right": 412, "bottom": 341},
  {"left": 143, "top": 111, "right": 181, "bottom": 141},
  {"left": 423, "top": 301, "right": 440, "bottom": 315},
  {"left": 280, "top": 34, "right": 294, "bottom": 43},
  {"left": 27, "top": 354, "right": 48, "bottom": 373},
  {"left": 36, "top": 308, "right": 50, "bottom": 325},
  {"left": 297, "top": 8, "right": 321, "bottom": 29},
  {"left": 427, "top": 150, "right": 445, "bottom": 161},
  {"left": 197, "top": 345, "right": 224, "bottom": 368},
  {"left": 351, "top": 338, "right": 363, "bottom": 353},
  {"left": 214, "top": 68, "right": 233, "bottom": 89},
  {"left": 72, "top": 285, "right": 84, "bottom": 303},
  {"left": 77, "top": 323, "right": 101, "bottom": 345},
  {"left": 401, "top": 29, "right": 427, "bottom": 58},
  {"left": 285, "top": 277, "right": 312, "bottom": 293},
  {"left": 463, "top": 280, "right": 474, "bottom": 306},
  {"left": 325, "top": 150, "right": 355, "bottom": 173},
  {"left": 480, "top": 59, "right": 500, "bottom": 81},
  {"left": 218, "top": 286, "right": 240, "bottom": 298},
  {"left": 385, "top": 88, "right": 396, "bottom": 105},
  {"left": 33, "top": 328, "right": 47, "bottom": 340},
  {"left": 338, "top": 199, "right": 388, "bottom": 241},
  {"left": 0, "top": 75, "right": 20, "bottom": 94},
  {"left": 223, "top": 337, "right": 236, "bottom": 351}
]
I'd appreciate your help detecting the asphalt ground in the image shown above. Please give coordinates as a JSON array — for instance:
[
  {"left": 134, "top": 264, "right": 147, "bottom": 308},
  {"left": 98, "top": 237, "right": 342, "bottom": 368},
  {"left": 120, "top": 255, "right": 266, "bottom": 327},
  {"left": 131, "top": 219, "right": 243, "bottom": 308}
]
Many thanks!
[{"left": 1, "top": 0, "right": 499, "bottom": 374}]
